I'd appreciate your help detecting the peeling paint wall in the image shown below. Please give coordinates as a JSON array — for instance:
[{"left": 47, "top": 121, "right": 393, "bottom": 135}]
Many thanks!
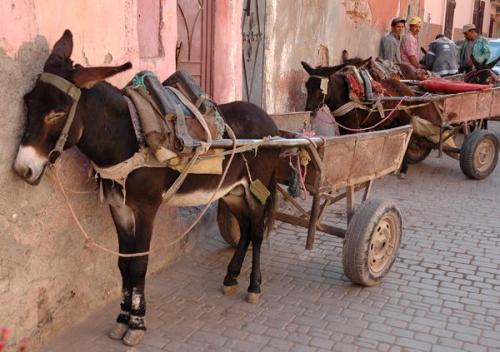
[
  {"left": 0, "top": 1, "right": 222, "bottom": 350},
  {"left": 264, "top": 0, "right": 403, "bottom": 113},
  {"left": 263, "top": 0, "right": 427, "bottom": 113}
]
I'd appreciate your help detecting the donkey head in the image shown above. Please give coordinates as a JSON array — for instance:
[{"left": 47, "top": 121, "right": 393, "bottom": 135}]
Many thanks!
[
  {"left": 301, "top": 58, "right": 371, "bottom": 111},
  {"left": 13, "top": 29, "right": 132, "bottom": 185},
  {"left": 468, "top": 54, "right": 500, "bottom": 84}
]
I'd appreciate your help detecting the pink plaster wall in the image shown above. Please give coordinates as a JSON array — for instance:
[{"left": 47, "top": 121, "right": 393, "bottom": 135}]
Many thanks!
[
  {"left": 0, "top": 0, "right": 241, "bottom": 349},
  {"left": 0, "top": 0, "right": 177, "bottom": 86},
  {"left": 213, "top": 0, "right": 243, "bottom": 103}
]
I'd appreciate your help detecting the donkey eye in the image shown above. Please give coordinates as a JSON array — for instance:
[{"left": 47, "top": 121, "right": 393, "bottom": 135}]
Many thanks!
[{"left": 44, "top": 111, "right": 66, "bottom": 124}]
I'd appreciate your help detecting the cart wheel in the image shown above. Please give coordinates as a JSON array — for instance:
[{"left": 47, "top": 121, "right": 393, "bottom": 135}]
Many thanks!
[
  {"left": 459, "top": 130, "right": 499, "bottom": 180},
  {"left": 406, "top": 136, "right": 432, "bottom": 164},
  {"left": 342, "top": 199, "right": 402, "bottom": 286},
  {"left": 217, "top": 193, "right": 278, "bottom": 248}
]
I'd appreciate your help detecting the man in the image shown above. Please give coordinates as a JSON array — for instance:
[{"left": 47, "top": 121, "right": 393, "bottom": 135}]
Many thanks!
[
  {"left": 401, "top": 16, "right": 422, "bottom": 70},
  {"left": 459, "top": 24, "right": 491, "bottom": 73},
  {"left": 380, "top": 17, "right": 406, "bottom": 65},
  {"left": 425, "top": 34, "right": 459, "bottom": 76}
]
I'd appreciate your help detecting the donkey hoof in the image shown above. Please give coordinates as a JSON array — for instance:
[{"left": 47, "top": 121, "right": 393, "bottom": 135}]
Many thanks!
[
  {"left": 122, "top": 329, "right": 145, "bottom": 346},
  {"left": 222, "top": 284, "right": 239, "bottom": 295},
  {"left": 246, "top": 292, "right": 261, "bottom": 304},
  {"left": 108, "top": 322, "right": 128, "bottom": 340}
]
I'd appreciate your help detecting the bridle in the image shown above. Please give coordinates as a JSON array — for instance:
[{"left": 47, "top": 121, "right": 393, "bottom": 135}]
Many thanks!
[
  {"left": 308, "top": 75, "right": 328, "bottom": 107},
  {"left": 38, "top": 72, "right": 82, "bottom": 163}
]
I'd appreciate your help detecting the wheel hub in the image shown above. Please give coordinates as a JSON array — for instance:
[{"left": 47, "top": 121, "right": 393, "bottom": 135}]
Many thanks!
[
  {"left": 368, "top": 216, "right": 396, "bottom": 274},
  {"left": 474, "top": 139, "right": 495, "bottom": 173}
]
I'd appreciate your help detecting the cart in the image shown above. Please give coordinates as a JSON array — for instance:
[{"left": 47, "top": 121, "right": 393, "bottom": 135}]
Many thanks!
[
  {"left": 387, "top": 86, "right": 500, "bottom": 180},
  {"left": 217, "top": 112, "right": 412, "bottom": 286}
]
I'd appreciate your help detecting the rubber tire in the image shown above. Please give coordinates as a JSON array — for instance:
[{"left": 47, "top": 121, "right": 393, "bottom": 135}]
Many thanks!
[
  {"left": 459, "top": 130, "right": 499, "bottom": 180},
  {"left": 342, "top": 199, "right": 402, "bottom": 287},
  {"left": 406, "top": 135, "right": 432, "bottom": 165}
]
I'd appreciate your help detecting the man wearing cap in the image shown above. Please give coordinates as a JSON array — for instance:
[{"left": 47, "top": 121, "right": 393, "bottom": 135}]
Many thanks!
[
  {"left": 380, "top": 17, "right": 406, "bottom": 65},
  {"left": 459, "top": 24, "right": 490, "bottom": 73},
  {"left": 401, "top": 16, "right": 423, "bottom": 70}
]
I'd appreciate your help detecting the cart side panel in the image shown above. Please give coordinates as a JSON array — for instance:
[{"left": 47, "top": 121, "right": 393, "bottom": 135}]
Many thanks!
[
  {"left": 477, "top": 90, "right": 494, "bottom": 120},
  {"left": 271, "top": 112, "right": 311, "bottom": 133},
  {"left": 320, "top": 128, "right": 411, "bottom": 190},
  {"left": 348, "top": 137, "right": 385, "bottom": 181},
  {"left": 376, "top": 132, "right": 409, "bottom": 176},
  {"left": 444, "top": 92, "right": 479, "bottom": 123},
  {"left": 490, "top": 89, "right": 500, "bottom": 117},
  {"left": 320, "top": 139, "right": 356, "bottom": 190}
]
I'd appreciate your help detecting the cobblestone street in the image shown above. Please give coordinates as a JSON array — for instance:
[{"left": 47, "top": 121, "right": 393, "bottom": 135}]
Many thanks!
[{"left": 45, "top": 126, "right": 500, "bottom": 352}]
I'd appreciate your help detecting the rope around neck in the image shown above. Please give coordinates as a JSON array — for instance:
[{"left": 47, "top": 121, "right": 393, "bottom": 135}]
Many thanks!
[{"left": 51, "top": 124, "right": 238, "bottom": 258}]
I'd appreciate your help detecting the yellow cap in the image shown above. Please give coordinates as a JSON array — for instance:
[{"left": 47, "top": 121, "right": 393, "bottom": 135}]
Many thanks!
[{"left": 409, "top": 16, "right": 422, "bottom": 26}]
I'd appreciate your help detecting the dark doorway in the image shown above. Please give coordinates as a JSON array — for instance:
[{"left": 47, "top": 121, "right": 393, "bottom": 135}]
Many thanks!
[
  {"left": 473, "top": 0, "right": 486, "bottom": 34},
  {"left": 242, "top": 0, "right": 266, "bottom": 107},
  {"left": 176, "top": 0, "right": 215, "bottom": 96},
  {"left": 444, "top": 0, "right": 456, "bottom": 39}
]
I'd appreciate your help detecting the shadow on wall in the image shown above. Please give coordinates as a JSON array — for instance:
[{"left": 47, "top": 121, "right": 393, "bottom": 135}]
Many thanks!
[{"left": 277, "top": 69, "right": 308, "bottom": 112}]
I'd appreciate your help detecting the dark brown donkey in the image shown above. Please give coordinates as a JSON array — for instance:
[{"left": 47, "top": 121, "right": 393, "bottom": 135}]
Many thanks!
[
  {"left": 13, "top": 30, "right": 282, "bottom": 346},
  {"left": 301, "top": 60, "right": 439, "bottom": 175}
]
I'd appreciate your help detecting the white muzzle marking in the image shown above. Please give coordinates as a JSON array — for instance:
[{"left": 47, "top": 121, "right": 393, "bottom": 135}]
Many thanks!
[{"left": 13, "top": 146, "right": 48, "bottom": 184}]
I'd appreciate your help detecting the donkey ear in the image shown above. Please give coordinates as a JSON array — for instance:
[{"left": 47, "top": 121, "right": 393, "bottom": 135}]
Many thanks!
[
  {"left": 342, "top": 50, "right": 349, "bottom": 63},
  {"left": 353, "top": 57, "right": 372, "bottom": 68},
  {"left": 301, "top": 61, "right": 316, "bottom": 75},
  {"left": 71, "top": 62, "right": 133, "bottom": 88},
  {"left": 487, "top": 56, "right": 500, "bottom": 69},
  {"left": 51, "top": 29, "right": 74, "bottom": 60}
]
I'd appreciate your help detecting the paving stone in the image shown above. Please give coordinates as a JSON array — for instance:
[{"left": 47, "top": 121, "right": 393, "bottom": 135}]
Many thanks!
[{"left": 41, "top": 127, "right": 500, "bottom": 352}]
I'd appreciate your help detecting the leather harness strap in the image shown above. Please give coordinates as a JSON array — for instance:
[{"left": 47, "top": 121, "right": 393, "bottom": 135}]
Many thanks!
[{"left": 39, "top": 72, "right": 82, "bottom": 163}]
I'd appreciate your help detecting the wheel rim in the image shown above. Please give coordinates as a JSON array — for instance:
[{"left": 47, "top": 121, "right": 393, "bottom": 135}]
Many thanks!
[
  {"left": 368, "top": 214, "right": 398, "bottom": 274},
  {"left": 473, "top": 138, "right": 496, "bottom": 173}
]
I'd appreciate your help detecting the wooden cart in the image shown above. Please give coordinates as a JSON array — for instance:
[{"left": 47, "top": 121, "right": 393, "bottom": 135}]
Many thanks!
[
  {"left": 217, "top": 113, "right": 412, "bottom": 286},
  {"left": 380, "top": 87, "right": 500, "bottom": 179}
]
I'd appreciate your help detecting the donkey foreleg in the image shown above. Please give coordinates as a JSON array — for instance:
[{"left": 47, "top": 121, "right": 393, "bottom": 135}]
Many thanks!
[{"left": 107, "top": 185, "right": 159, "bottom": 346}]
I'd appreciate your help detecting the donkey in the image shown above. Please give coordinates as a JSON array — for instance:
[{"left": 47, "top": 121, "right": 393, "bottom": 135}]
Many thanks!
[
  {"left": 13, "top": 30, "right": 282, "bottom": 346},
  {"left": 467, "top": 55, "right": 500, "bottom": 85},
  {"left": 301, "top": 60, "right": 440, "bottom": 176}
]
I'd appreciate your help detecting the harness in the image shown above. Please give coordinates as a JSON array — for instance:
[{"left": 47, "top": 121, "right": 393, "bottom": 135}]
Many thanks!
[{"left": 39, "top": 73, "right": 82, "bottom": 163}]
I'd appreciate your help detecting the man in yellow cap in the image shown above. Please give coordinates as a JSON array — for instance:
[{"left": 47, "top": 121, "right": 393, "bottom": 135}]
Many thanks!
[{"left": 401, "top": 16, "right": 423, "bottom": 70}]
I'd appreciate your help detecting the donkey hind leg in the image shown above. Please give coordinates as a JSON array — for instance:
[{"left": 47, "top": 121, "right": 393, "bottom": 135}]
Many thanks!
[
  {"left": 245, "top": 180, "right": 275, "bottom": 304},
  {"left": 221, "top": 196, "right": 251, "bottom": 295}
]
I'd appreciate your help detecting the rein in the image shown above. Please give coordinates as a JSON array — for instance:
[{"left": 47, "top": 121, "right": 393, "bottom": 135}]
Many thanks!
[{"left": 39, "top": 73, "right": 82, "bottom": 163}]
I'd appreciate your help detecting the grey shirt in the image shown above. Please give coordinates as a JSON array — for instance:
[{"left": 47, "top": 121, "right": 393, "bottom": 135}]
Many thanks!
[
  {"left": 380, "top": 32, "right": 402, "bottom": 64},
  {"left": 426, "top": 37, "right": 458, "bottom": 76},
  {"left": 463, "top": 40, "right": 475, "bottom": 68}
]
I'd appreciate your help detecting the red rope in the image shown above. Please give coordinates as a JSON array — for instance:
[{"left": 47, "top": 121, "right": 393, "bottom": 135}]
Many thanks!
[{"left": 315, "top": 97, "right": 406, "bottom": 132}]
